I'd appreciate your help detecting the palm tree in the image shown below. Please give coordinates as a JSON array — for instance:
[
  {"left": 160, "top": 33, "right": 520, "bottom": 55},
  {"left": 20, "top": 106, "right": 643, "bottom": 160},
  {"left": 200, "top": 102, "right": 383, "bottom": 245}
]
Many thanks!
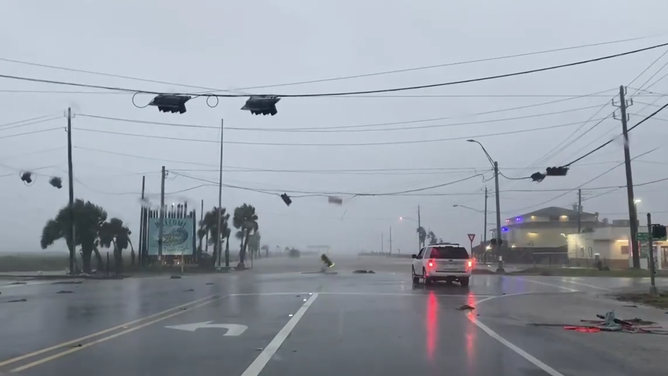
[
  {"left": 198, "top": 207, "right": 230, "bottom": 266},
  {"left": 247, "top": 231, "right": 261, "bottom": 259},
  {"left": 416, "top": 226, "right": 427, "bottom": 248},
  {"left": 233, "top": 204, "right": 259, "bottom": 266},
  {"left": 99, "top": 218, "right": 132, "bottom": 274},
  {"left": 40, "top": 199, "right": 108, "bottom": 273}
]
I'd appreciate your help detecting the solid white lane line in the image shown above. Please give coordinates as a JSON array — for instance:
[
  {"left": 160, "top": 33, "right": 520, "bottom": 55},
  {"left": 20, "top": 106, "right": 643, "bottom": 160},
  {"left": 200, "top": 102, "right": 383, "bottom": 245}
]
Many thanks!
[
  {"left": 467, "top": 314, "right": 565, "bottom": 376},
  {"left": 239, "top": 293, "right": 319, "bottom": 376},
  {"left": 470, "top": 291, "right": 569, "bottom": 376},
  {"left": 557, "top": 278, "right": 611, "bottom": 291},
  {"left": 512, "top": 277, "right": 578, "bottom": 292}
]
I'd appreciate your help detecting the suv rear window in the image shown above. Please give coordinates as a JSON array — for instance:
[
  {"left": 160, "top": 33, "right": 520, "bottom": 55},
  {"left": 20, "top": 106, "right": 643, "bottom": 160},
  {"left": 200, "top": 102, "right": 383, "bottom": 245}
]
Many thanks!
[{"left": 428, "top": 246, "right": 469, "bottom": 259}]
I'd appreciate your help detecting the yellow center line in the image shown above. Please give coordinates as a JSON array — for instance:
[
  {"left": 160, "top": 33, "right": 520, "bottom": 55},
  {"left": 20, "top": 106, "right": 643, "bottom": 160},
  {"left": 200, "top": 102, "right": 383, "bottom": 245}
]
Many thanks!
[
  {"left": 11, "top": 297, "right": 224, "bottom": 373},
  {"left": 0, "top": 295, "right": 216, "bottom": 369}
]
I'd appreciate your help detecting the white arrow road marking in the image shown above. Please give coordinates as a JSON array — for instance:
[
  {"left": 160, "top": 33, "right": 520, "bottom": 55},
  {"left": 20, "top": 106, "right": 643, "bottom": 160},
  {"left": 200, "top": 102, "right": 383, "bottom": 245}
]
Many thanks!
[{"left": 165, "top": 322, "right": 248, "bottom": 336}]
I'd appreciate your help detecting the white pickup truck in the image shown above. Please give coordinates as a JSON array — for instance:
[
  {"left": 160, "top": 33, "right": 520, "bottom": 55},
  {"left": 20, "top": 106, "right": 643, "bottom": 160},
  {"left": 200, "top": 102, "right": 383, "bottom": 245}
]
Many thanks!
[{"left": 411, "top": 243, "right": 473, "bottom": 286}]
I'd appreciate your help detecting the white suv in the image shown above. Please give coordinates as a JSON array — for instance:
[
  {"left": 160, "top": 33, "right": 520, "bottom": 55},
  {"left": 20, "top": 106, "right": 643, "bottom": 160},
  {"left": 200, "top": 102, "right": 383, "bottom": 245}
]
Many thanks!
[{"left": 411, "top": 243, "right": 473, "bottom": 286}]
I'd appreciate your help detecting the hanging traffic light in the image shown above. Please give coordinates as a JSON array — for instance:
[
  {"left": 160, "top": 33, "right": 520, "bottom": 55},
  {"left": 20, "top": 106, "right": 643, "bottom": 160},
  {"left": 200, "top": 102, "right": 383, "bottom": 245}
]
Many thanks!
[
  {"left": 530, "top": 172, "right": 546, "bottom": 182},
  {"left": 321, "top": 254, "right": 335, "bottom": 268},
  {"left": 49, "top": 176, "right": 63, "bottom": 189},
  {"left": 149, "top": 94, "right": 192, "bottom": 114},
  {"left": 241, "top": 95, "right": 280, "bottom": 116},
  {"left": 546, "top": 166, "right": 569, "bottom": 176},
  {"left": 20, "top": 171, "right": 33, "bottom": 185},
  {"left": 280, "top": 193, "right": 292, "bottom": 206}
]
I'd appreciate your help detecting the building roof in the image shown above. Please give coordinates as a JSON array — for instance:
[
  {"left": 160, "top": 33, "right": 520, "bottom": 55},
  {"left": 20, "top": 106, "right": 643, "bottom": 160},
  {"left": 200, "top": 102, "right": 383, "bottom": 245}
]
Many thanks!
[{"left": 513, "top": 206, "right": 597, "bottom": 219}]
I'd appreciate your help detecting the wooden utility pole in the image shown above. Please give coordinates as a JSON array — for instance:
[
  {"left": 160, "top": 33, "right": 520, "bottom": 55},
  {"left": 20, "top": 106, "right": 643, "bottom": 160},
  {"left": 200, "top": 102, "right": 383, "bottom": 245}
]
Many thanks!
[
  {"left": 616, "top": 85, "right": 640, "bottom": 269},
  {"left": 138, "top": 176, "right": 145, "bottom": 267},
  {"left": 389, "top": 226, "right": 393, "bottom": 255},
  {"left": 158, "top": 166, "right": 166, "bottom": 260},
  {"left": 577, "top": 189, "right": 582, "bottom": 233},
  {"left": 417, "top": 205, "right": 422, "bottom": 248},
  {"left": 66, "top": 107, "right": 76, "bottom": 275}
]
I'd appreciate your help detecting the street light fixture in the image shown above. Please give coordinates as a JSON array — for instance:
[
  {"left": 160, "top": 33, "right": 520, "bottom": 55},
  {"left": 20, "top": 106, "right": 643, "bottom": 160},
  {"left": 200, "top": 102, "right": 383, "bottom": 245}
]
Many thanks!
[{"left": 467, "top": 139, "right": 503, "bottom": 272}]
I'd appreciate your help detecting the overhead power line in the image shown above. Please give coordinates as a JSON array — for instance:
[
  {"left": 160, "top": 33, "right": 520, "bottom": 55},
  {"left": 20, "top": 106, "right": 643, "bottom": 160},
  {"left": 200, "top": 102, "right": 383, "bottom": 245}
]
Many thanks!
[
  {"left": 2, "top": 41, "right": 668, "bottom": 99},
  {"left": 79, "top": 104, "right": 607, "bottom": 133},
  {"left": 561, "top": 101, "right": 668, "bottom": 167},
  {"left": 74, "top": 145, "right": 627, "bottom": 175},
  {"left": 0, "top": 127, "right": 61, "bottom": 140},
  {"left": 74, "top": 117, "right": 602, "bottom": 147},
  {"left": 0, "top": 34, "right": 661, "bottom": 93}
]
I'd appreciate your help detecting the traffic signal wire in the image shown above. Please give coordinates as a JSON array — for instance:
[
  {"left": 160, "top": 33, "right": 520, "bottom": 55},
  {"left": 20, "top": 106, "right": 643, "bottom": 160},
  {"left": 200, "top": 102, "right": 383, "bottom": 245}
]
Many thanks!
[
  {"left": 0, "top": 34, "right": 660, "bottom": 94},
  {"left": 73, "top": 145, "right": 627, "bottom": 176},
  {"left": 1, "top": 41, "right": 667, "bottom": 100},
  {"left": 169, "top": 170, "right": 487, "bottom": 197},
  {"left": 506, "top": 146, "right": 660, "bottom": 213}
]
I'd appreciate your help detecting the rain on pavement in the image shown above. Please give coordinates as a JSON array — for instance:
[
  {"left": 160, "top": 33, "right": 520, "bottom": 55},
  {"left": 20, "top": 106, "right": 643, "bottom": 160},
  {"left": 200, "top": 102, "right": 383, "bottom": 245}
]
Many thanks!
[{"left": 1, "top": 256, "right": 666, "bottom": 376}]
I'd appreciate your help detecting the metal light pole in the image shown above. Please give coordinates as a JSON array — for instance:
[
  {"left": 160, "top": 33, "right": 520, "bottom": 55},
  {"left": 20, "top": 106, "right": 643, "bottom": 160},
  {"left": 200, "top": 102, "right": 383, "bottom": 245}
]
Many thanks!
[{"left": 467, "top": 139, "right": 504, "bottom": 272}]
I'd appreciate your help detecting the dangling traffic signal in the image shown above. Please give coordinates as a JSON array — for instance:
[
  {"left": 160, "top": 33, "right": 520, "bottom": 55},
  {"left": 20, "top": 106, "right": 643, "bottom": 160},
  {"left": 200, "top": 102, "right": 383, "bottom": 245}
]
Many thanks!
[
  {"left": 530, "top": 172, "right": 546, "bottom": 182},
  {"left": 546, "top": 166, "right": 569, "bottom": 176},
  {"left": 20, "top": 171, "right": 33, "bottom": 184},
  {"left": 321, "top": 254, "right": 334, "bottom": 268},
  {"left": 49, "top": 176, "right": 63, "bottom": 189},
  {"left": 280, "top": 193, "right": 292, "bottom": 206},
  {"left": 241, "top": 95, "right": 280, "bottom": 116},
  {"left": 149, "top": 94, "right": 192, "bottom": 114}
]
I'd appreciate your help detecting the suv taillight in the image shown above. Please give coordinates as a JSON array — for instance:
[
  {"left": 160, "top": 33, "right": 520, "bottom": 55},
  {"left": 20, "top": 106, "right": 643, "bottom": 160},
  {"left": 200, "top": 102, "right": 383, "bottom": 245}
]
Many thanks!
[
  {"left": 467, "top": 260, "right": 473, "bottom": 268},
  {"left": 428, "top": 260, "right": 434, "bottom": 268}
]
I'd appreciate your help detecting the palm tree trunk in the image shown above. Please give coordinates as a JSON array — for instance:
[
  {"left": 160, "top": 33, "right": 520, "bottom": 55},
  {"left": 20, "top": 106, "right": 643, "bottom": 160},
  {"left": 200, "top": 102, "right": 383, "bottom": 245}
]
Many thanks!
[
  {"left": 93, "top": 248, "right": 104, "bottom": 271},
  {"left": 240, "top": 231, "right": 250, "bottom": 264},
  {"left": 81, "top": 246, "right": 93, "bottom": 274}
]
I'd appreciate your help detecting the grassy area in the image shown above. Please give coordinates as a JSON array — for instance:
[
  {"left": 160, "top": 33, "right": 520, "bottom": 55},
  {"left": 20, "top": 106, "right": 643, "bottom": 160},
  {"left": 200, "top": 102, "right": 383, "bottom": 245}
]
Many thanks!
[
  {"left": 0, "top": 254, "right": 69, "bottom": 272},
  {"left": 509, "top": 267, "right": 668, "bottom": 278},
  {"left": 615, "top": 291, "right": 668, "bottom": 309}
]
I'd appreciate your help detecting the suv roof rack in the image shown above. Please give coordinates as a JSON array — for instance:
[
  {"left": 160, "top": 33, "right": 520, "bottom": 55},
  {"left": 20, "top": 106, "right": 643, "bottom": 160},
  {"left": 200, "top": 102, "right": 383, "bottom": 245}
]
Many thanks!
[{"left": 430, "top": 242, "right": 461, "bottom": 246}]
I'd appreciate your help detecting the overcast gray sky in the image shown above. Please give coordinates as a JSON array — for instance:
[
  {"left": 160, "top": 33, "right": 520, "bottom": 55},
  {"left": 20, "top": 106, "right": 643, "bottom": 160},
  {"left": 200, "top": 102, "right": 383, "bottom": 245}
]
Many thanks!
[{"left": 2, "top": 0, "right": 668, "bottom": 255}]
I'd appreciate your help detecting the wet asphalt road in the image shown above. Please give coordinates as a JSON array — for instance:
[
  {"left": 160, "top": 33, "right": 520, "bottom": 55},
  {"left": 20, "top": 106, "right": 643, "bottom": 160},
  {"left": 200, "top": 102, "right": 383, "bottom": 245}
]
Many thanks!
[{"left": 0, "top": 256, "right": 666, "bottom": 376}]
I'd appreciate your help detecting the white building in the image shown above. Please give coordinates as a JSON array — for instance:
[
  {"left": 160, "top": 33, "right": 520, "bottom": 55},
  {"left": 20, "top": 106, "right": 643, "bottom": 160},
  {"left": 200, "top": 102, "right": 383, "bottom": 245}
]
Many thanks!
[{"left": 566, "top": 221, "right": 666, "bottom": 270}]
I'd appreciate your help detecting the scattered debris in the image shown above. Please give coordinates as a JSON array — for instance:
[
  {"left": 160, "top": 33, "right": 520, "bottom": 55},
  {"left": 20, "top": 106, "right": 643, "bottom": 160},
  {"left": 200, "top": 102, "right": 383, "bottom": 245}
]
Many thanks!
[
  {"left": 170, "top": 275, "right": 182, "bottom": 279},
  {"left": 8, "top": 282, "right": 27, "bottom": 285},
  {"left": 68, "top": 344, "right": 82, "bottom": 348},
  {"left": 205, "top": 283, "right": 214, "bottom": 285},
  {"left": 457, "top": 304, "right": 475, "bottom": 311},
  {"left": 564, "top": 326, "right": 601, "bottom": 333},
  {"left": 256, "top": 347, "right": 263, "bottom": 351},
  {"left": 623, "top": 304, "right": 638, "bottom": 308},
  {"left": 556, "top": 310, "right": 668, "bottom": 335},
  {"left": 353, "top": 270, "right": 375, "bottom": 274},
  {"left": 183, "top": 289, "right": 194, "bottom": 292},
  {"left": 56, "top": 290, "right": 73, "bottom": 294},
  {"left": 7, "top": 299, "right": 27, "bottom": 303},
  {"left": 52, "top": 281, "right": 83, "bottom": 285}
]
